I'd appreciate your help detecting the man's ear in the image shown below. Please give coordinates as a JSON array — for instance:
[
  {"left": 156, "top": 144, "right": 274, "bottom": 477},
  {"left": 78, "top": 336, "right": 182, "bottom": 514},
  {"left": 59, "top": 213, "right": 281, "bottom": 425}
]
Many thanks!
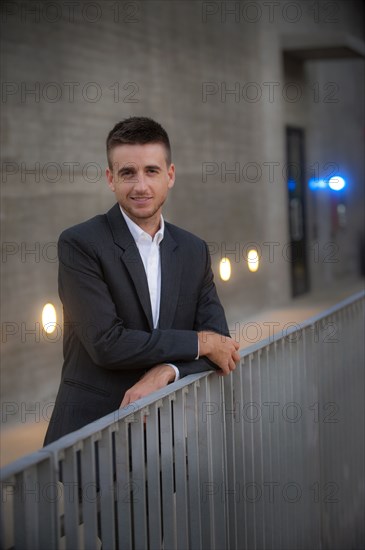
[
  {"left": 167, "top": 163, "right": 175, "bottom": 189},
  {"left": 106, "top": 168, "right": 115, "bottom": 192}
]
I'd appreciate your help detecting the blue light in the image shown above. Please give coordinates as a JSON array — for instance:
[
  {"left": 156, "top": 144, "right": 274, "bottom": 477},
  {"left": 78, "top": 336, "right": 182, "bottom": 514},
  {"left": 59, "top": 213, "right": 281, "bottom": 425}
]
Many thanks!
[
  {"left": 288, "top": 179, "right": 296, "bottom": 191},
  {"left": 309, "top": 178, "right": 327, "bottom": 190},
  {"left": 328, "top": 176, "right": 346, "bottom": 191}
]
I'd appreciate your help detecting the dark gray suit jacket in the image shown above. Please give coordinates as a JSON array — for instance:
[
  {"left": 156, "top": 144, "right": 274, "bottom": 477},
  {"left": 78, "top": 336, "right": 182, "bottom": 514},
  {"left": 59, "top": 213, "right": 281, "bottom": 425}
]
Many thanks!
[{"left": 44, "top": 204, "right": 229, "bottom": 444}]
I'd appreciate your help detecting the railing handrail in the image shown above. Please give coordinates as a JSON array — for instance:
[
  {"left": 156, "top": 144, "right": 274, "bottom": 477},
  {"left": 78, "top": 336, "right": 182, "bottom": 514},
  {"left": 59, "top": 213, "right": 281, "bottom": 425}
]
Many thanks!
[
  {"left": 1, "top": 289, "right": 364, "bottom": 481},
  {"left": 232, "top": 288, "right": 365, "bottom": 355}
]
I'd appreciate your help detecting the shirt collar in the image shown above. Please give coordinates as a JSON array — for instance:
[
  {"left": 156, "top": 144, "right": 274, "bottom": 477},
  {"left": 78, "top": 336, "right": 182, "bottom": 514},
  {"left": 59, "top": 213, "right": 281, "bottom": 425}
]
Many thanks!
[{"left": 120, "top": 206, "right": 164, "bottom": 245}]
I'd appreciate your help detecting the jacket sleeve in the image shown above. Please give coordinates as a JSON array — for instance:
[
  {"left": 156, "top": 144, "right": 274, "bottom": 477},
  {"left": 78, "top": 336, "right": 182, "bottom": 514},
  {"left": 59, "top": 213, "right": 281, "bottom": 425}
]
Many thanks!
[
  {"left": 172, "top": 241, "right": 231, "bottom": 378},
  {"left": 58, "top": 230, "right": 199, "bottom": 370}
]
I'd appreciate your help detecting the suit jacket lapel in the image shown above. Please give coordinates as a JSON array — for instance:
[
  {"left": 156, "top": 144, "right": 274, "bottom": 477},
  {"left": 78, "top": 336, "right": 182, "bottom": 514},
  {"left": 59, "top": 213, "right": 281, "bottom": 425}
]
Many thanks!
[
  {"left": 159, "top": 225, "right": 181, "bottom": 329},
  {"left": 106, "top": 204, "right": 154, "bottom": 330}
]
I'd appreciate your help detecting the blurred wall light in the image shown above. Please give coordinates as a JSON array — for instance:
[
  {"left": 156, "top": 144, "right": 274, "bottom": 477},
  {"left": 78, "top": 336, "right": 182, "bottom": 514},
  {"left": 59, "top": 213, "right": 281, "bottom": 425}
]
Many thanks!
[
  {"left": 309, "top": 176, "right": 346, "bottom": 191},
  {"left": 337, "top": 203, "right": 347, "bottom": 228},
  {"left": 247, "top": 249, "right": 259, "bottom": 272},
  {"left": 328, "top": 176, "right": 346, "bottom": 191},
  {"left": 42, "top": 303, "right": 57, "bottom": 334},
  {"left": 309, "top": 178, "right": 327, "bottom": 190},
  {"left": 219, "top": 257, "right": 231, "bottom": 281}
]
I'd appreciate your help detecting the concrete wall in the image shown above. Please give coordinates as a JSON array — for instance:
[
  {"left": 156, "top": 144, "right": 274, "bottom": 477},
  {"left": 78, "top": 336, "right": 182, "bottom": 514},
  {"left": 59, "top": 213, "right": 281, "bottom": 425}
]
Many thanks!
[{"left": 1, "top": 0, "right": 364, "bottom": 423}]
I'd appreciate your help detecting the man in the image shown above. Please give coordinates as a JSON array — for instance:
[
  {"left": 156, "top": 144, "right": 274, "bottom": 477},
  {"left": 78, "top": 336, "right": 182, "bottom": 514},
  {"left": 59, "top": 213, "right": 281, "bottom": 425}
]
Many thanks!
[{"left": 44, "top": 117, "right": 239, "bottom": 445}]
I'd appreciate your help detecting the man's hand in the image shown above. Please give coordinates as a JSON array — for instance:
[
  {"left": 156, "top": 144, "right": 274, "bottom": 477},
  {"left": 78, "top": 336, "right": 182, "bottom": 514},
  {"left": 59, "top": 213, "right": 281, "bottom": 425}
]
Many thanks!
[
  {"left": 120, "top": 364, "right": 176, "bottom": 408},
  {"left": 198, "top": 331, "right": 240, "bottom": 375}
]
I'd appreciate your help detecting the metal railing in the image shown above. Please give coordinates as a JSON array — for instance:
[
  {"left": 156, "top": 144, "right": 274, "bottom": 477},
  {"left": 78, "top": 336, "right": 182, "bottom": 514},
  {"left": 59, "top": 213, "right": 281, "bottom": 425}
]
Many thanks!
[{"left": 1, "top": 291, "right": 364, "bottom": 550}]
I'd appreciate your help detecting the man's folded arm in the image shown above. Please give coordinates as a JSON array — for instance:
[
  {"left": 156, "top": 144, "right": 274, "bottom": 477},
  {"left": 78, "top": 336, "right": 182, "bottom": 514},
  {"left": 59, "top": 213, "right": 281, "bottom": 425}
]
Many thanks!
[{"left": 170, "top": 357, "right": 218, "bottom": 379}]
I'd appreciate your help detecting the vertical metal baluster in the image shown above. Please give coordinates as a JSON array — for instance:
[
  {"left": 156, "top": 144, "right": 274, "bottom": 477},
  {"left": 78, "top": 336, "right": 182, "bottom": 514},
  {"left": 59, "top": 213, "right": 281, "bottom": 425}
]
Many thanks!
[
  {"left": 114, "top": 419, "right": 133, "bottom": 550},
  {"left": 62, "top": 446, "right": 81, "bottom": 549},
  {"left": 293, "top": 327, "right": 305, "bottom": 550},
  {"left": 242, "top": 353, "right": 256, "bottom": 550},
  {"left": 37, "top": 455, "right": 59, "bottom": 550},
  {"left": 13, "top": 468, "right": 39, "bottom": 549},
  {"left": 333, "top": 310, "right": 343, "bottom": 547},
  {"left": 250, "top": 350, "right": 265, "bottom": 550},
  {"left": 346, "top": 304, "right": 354, "bottom": 545},
  {"left": 342, "top": 305, "right": 359, "bottom": 547},
  {"left": 160, "top": 395, "right": 176, "bottom": 549},
  {"left": 354, "top": 299, "right": 365, "bottom": 547},
  {"left": 223, "top": 370, "right": 238, "bottom": 549},
  {"left": 285, "top": 333, "right": 296, "bottom": 549},
  {"left": 186, "top": 381, "right": 202, "bottom": 549},
  {"left": 350, "top": 301, "right": 361, "bottom": 548},
  {"left": 1, "top": 476, "right": 14, "bottom": 549},
  {"left": 98, "top": 427, "right": 116, "bottom": 549},
  {"left": 197, "top": 376, "right": 212, "bottom": 550},
  {"left": 318, "top": 315, "right": 331, "bottom": 547},
  {"left": 130, "top": 412, "right": 148, "bottom": 550},
  {"left": 320, "top": 313, "right": 335, "bottom": 547},
  {"left": 208, "top": 374, "right": 227, "bottom": 550},
  {"left": 173, "top": 388, "right": 189, "bottom": 550},
  {"left": 299, "top": 326, "right": 309, "bottom": 550},
  {"left": 81, "top": 436, "right": 99, "bottom": 550},
  {"left": 268, "top": 341, "right": 282, "bottom": 550},
  {"left": 233, "top": 358, "right": 248, "bottom": 550},
  {"left": 306, "top": 323, "right": 321, "bottom": 549},
  {"left": 145, "top": 401, "right": 163, "bottom": 550},
  {"left": 284, "top": 332, "right": 302, "bottom": 548},
  {"left": 277, "top": 338, "right": 289, "bottom": 549},
  {"left": 356, "top": 299, "right": 365, "bottom": 548},
  {"left": 260, "top": 346, "right": 273, "bottom": 550}
]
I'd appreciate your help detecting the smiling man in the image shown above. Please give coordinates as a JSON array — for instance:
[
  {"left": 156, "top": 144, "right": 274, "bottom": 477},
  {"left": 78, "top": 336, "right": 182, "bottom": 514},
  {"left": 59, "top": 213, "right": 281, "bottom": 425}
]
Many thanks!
[{"left": 44, "top": 117, "right": 239, "bottom": 444}]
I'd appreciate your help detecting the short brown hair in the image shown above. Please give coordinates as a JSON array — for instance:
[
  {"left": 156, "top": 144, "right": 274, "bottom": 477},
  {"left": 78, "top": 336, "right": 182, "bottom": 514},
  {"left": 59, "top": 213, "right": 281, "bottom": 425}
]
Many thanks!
[{"left": 106, "top": 117, "right": 171, "bottom": 169}]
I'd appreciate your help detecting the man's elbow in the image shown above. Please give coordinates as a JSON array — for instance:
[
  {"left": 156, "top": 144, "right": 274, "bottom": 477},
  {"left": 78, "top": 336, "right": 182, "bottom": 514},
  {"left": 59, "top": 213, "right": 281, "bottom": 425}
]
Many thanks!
[{"left": 87, "top": 341, "right": 146, "bottom": 370}]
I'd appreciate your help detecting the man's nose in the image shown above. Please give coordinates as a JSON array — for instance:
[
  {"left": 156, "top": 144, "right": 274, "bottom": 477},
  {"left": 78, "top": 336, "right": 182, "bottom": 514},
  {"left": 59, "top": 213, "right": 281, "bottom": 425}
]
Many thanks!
[{"left": 133, "top": 172, "right": 148, "bottom": 191}]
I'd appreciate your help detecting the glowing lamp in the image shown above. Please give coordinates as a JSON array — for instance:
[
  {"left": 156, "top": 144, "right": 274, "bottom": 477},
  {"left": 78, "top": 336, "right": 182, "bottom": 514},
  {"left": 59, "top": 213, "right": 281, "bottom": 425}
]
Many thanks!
[
  {"left": 247, "top": 249, "right": 259, "bottom": 272},
  {"left": 42, "top": 303, "right": 57, "bottom": 334},
  {"left": 219, "top": 258, "right": 231, "bottom": 281},
  {"left": 328, "top": 176, "right": 346, "bottom": 191}
]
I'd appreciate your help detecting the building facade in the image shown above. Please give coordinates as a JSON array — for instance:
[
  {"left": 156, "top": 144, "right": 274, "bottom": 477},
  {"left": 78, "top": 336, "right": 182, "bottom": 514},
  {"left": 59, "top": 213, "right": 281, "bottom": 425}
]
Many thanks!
[{"left": 1, "top": 0, "right": 364, "bottom": 423}]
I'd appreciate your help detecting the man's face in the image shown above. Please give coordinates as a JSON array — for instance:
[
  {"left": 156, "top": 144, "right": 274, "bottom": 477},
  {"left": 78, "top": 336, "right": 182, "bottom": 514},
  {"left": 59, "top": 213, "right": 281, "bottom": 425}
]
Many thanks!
[{"left": 106, "top": 143, "right": 175, "bottom": 229}]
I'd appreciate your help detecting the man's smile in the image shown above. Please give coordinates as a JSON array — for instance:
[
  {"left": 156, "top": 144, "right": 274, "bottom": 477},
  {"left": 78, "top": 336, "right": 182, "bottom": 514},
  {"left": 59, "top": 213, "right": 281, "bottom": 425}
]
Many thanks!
[{"left": 130, "top": 196, "right": 153, "bottom": 203}]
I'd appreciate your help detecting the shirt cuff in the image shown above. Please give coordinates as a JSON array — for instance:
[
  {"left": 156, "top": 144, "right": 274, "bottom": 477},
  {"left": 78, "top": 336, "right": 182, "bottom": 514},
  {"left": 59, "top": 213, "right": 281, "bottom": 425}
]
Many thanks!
[
  {"left": 165, "top": 363, "right": 180, "bottom": 382},
  {"left": 195, "top": 335, "right": 199, "bottom": 360}
]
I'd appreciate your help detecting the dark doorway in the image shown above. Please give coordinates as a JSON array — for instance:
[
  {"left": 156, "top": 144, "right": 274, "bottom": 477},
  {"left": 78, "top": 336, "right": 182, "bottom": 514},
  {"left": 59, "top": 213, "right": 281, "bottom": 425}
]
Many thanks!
[{"left": 286, "top": 127, "right": 310, "bottom": 297}]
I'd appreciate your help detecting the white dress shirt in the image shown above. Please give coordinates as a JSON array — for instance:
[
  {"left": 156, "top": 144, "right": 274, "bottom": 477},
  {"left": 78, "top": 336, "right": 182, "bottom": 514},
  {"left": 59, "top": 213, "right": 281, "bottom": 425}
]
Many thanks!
[{"left": 120, "top": 207, "right": 180, "bottom": 381}]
